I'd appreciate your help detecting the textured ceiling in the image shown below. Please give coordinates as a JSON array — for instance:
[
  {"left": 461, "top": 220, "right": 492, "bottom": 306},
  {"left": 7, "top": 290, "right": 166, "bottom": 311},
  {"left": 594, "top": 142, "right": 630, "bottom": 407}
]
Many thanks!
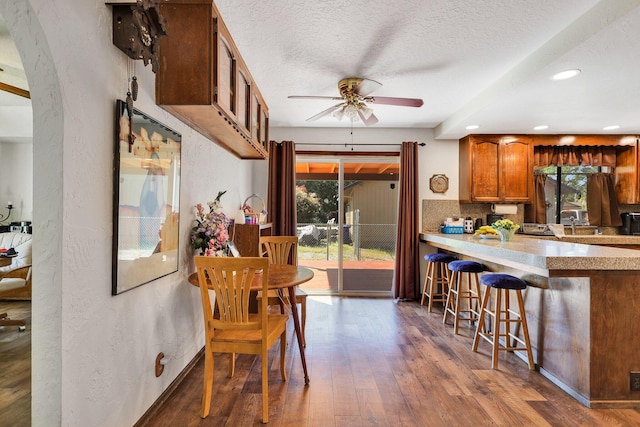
[
  {"left": 213, "top": 0, "right": 640, "bottom": 138},
  {"left": 2, "top": 1, "right": 640, "bottom": 144}
]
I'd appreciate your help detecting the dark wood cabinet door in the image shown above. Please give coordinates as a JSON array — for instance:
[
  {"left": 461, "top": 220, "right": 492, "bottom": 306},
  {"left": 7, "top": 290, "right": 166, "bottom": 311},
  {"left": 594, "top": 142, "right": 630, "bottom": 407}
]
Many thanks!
[
  {"left": 471, "top": 137, "right": 500, "bottom": 202},
  {"left": 260, "top": 110, "right": 269, "bottom": 151},
  {"left": 614, "top": 143, "right": 639, "bottom": 204},
  {"left": 499, "top": 136, "right": 532, "bottom": 202},
  {"left": 215, "top": 29, "right": 235, "bottom": 118},
  {"left": 229, "top": 223, "right": 272, "bottom": 257},
  {"left": 236, "top": 70, "right": 250, "bottom": 131},
  {"left": 251, "top": 93, "right": 260, "bottom": 141}
]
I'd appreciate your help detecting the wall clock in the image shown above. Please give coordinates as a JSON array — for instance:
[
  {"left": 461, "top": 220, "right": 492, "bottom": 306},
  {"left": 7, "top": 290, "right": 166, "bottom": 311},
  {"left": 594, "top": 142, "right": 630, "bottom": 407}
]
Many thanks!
[
  {"left": 109, "top": 0, "right": 167, "bottom": 73},
  {"left": 429, "top": 174, "right": 449, "bottom": 193}
]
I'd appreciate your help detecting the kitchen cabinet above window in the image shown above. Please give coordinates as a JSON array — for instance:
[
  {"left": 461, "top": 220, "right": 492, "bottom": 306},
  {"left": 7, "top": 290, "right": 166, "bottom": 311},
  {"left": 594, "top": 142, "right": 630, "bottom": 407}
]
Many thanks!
[{"left": 156, "top": 0, "right": 269, "bottom": 159}]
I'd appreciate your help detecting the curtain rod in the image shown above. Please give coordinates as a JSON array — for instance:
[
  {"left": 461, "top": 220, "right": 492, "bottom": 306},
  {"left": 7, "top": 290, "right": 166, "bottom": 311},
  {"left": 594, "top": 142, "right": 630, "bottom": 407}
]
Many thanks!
[{"left": 293, "top": 142, "right": 426, "bottom": 147}]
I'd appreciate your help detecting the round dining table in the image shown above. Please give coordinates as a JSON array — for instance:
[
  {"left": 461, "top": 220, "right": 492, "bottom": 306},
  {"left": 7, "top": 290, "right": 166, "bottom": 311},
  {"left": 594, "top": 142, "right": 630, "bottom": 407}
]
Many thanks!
[{"left": 188, "top": 264, "right": 314, "bottom": 384}]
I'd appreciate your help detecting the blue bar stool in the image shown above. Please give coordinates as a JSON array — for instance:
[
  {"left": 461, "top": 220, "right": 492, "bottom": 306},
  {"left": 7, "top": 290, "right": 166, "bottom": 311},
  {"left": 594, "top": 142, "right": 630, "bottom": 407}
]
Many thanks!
[
  {"left": 472, "top": 273, "right": 535, "bottom": 370},
  {"left": 421, "top": 253, "right": 456, "bottom": 312},
  {"left": 443, "top": 260, "right": 484, "bottom": 334}
]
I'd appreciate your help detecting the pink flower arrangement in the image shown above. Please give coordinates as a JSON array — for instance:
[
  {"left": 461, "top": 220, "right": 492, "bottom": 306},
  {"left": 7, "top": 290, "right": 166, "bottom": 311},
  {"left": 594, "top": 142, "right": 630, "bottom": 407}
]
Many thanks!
[{"left": 191, "top": 202, "right": 231, "bottom": 256}]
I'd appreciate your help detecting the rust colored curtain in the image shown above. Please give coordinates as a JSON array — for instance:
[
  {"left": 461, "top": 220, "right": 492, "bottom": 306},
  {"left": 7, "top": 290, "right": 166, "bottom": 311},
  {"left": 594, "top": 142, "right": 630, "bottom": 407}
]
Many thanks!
[
  {"left": 525, "top": 173, "right": 547, "bottom": 223},
  {"left": 267, "top": 140, "right": 297, "bottom": 236},
  {"left": 587, "top": 173, "right": 622, "bottom": 226},
  {"left": 393, "top": 142, "right": 419, "bottom": 300},
  {"left": 534, "top": 146, "right": 616, "bottom": 167}
]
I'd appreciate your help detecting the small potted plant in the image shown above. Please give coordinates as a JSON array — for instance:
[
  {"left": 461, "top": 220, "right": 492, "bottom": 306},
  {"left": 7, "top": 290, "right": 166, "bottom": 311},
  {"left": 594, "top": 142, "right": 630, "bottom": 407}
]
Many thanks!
[
  {"left": 191, "top": 196, "right": 231, "bottom": 256},
  {"left": 491, "top": 218, "right": 520, "bottom": 242}
]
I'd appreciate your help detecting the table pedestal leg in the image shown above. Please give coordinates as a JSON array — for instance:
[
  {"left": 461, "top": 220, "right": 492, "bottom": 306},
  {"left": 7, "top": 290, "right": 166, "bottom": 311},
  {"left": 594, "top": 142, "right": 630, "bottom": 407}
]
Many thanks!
[{"left": 288, "top": 286, "right": 310, "bottom": 385}]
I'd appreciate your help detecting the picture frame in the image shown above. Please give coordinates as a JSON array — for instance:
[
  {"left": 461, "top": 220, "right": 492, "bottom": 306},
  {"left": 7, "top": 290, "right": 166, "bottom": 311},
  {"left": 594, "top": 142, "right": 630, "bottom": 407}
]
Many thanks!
[{"left": 112, "top": 100, "right": 182, "bottom": 294}]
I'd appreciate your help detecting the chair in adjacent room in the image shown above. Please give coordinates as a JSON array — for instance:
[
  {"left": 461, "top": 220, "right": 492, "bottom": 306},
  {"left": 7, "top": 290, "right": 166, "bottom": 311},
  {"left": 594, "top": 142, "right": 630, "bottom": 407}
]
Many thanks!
[
  {"left": 194, "top": 256, "right": 288, "bottom": 423},
  {"left": 258, "top": 235, "right": 308, "bottom": 346},
  {"left": 421, "top": 252, "right": 456, "bottom": 312},
  {"left": 0, "top": 232, "right": 33, "bottom": 331},
  {"left": 443, "top": 260, "right": 484, "bottom": 334},
  {"left": 472, "top": 273, "right": 535, "bottom": 370},
  {"left": 0, "top": 266, "right": 31, "bottom": 331}
]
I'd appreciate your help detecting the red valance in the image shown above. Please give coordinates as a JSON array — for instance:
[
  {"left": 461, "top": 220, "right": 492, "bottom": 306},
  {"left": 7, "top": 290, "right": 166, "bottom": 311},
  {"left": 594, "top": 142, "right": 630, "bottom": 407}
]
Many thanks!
[{"left": 534, "top": 146, "right": 617, "bottom": 167}]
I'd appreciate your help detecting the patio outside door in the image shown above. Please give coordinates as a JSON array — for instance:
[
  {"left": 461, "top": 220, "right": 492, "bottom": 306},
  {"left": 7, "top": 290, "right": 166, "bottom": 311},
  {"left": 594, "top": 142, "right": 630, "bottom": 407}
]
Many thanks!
[{"left": 295, "top": 156, "right": 398, "bottom": 295}]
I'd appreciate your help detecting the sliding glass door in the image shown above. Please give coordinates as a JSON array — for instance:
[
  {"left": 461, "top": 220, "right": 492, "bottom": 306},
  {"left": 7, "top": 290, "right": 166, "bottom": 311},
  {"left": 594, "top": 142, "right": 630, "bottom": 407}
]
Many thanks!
[{"left": 295, "top": 156, "right": 398, "bottom": 296}]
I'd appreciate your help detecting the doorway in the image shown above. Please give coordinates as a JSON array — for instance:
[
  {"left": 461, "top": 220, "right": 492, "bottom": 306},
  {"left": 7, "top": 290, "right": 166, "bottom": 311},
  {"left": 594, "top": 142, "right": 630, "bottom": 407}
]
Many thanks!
[{"left": 295, "top": 156, "right": 398, "bottom": 296}]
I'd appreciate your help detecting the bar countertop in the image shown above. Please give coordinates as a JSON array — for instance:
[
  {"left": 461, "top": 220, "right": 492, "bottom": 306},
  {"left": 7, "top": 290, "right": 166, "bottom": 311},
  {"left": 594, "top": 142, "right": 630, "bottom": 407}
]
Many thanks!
[
  {"left": 420, "top": 231, "right": 640, "bottom": 408},
  {"left": 419, "top": 232, "right": 640, "bottom": 276}
]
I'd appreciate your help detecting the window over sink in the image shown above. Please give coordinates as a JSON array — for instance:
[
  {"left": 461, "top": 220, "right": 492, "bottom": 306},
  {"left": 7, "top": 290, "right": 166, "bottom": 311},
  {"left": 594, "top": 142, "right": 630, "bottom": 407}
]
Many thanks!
[{"left": 537, "top": 165, "right": 607, "bottom": 224}]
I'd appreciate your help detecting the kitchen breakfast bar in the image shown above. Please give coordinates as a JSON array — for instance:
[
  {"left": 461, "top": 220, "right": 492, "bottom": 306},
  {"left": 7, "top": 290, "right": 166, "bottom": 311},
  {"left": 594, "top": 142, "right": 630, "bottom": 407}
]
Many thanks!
[{"left": 420, "top": 232, "right": 640, "bottom": 409}]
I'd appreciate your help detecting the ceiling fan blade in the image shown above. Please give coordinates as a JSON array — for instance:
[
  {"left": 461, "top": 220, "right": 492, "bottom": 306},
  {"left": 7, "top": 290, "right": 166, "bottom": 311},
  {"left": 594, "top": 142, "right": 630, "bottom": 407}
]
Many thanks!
[
  {"left": 306, "top": 103, "right": 345, "bottom": 122},
  {"left": 354, "top": 78, "right": 382, "bottom": 97},
  {"left": 288, "top": 95, "right": 343, "bottom": 101},
  {"left": 366, "top": 96, "right": 424, "bottom": 107},
  {"left": 358, "top": 110, "right": 379, "bottom": 126}
]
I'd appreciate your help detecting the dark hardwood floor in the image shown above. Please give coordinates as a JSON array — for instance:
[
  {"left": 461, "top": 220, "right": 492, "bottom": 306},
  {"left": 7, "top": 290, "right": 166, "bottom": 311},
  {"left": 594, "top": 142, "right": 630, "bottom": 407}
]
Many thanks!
[
  {"left": 144, "top": 296, "right": 640, "bottom": 426},
  {"left": 0, "top": 300, "right": 30, "bottom": 427},
  {"left": 4, "top": 297, "right": 640, "bottom": 426}
]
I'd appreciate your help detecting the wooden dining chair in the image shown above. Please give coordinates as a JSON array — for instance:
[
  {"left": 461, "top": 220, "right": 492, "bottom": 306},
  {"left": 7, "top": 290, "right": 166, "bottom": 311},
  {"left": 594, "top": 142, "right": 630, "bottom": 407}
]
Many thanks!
[
  {"left": 259, "top": 236, "right": 308, "bottom": 346},
  {"left": 194, "top": 256, "right": 288, "bottom": 423}
]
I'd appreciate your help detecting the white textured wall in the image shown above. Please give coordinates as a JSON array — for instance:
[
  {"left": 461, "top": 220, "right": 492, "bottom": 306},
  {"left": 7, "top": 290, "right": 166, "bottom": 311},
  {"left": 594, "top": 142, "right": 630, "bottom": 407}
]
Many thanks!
[
  {"left": 1, "top": 1, "right": 260, "bottom": 426},
  {"left": 0, "top": 142, "right": 33, "bottom": 221}
]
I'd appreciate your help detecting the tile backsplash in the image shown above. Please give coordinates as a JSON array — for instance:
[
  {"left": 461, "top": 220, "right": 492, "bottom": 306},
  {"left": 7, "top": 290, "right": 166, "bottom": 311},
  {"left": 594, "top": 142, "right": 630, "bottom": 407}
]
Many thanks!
[
  {"left": 421, "top": 200, "right": 523, "bottom": 232},
  {"left": 422, "top": 200, "right": 630, "bottom": 234}
]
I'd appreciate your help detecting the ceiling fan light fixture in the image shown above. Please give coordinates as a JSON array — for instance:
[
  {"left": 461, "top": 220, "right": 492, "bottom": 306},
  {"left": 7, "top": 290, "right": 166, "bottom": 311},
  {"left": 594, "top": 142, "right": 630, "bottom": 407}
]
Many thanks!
[
  {"left": 359, "top": 104, "right": 374, "bottom": 120},
  {"left": 332, "top": 107, "right": 345, "bottom": 121},
  {"left": 344, "top": 104, "right": 359, "bottom": 120}
]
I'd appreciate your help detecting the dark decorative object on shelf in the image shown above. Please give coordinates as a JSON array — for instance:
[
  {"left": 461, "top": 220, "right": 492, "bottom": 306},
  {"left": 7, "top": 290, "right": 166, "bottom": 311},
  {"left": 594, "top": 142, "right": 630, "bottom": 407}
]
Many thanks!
[
  {"left": 0, "top": 202, "right": 13, "bottom": 224},
  {"left": 108, "top": 0, "right": 167, "bottom": 73}
]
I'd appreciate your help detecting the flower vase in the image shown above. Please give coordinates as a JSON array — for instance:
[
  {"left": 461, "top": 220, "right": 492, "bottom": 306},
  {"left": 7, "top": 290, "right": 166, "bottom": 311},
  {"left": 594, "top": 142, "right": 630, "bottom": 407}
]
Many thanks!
[{"left": 497, "top": 228, "right": 516, "bottom": 242}]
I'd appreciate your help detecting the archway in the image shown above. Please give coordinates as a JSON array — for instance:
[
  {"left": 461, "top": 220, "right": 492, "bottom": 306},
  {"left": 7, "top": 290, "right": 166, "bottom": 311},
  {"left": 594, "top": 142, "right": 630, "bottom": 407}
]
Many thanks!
[{"left": 0, "top": 2, "right": 64, "bottom": 424}]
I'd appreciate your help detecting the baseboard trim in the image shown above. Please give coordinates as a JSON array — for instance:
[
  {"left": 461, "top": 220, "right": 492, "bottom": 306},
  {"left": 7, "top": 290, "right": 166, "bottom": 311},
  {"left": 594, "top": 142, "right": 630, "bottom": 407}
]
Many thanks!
[{"left": 134, "top": 347, "right": 205, "bottom": 427}]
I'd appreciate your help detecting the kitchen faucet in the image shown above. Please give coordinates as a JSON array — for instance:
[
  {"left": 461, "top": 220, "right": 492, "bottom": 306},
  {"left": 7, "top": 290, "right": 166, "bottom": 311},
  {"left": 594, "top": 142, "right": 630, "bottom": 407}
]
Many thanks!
[{"left": 569, "top": 216, "right": 576, "bottom": 235}]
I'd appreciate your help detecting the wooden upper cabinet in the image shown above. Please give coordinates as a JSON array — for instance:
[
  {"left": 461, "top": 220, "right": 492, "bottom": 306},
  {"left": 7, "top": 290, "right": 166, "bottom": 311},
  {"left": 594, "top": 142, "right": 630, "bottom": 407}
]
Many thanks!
[
  {"left": 614, "top": 142, "right": 640, "bottom": 204},
  {"left": 459, "top": 135, "right": 533, "bottom": 203},
  {"left": 156, "top": 0, "right": 268, "bottom": 159}
]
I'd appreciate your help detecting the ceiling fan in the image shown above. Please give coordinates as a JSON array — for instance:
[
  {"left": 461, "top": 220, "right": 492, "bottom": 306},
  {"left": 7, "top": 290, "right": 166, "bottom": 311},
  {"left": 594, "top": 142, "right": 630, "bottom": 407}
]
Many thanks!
[{"left": 288, "top": 77, "right": 424, "bottom": 126}]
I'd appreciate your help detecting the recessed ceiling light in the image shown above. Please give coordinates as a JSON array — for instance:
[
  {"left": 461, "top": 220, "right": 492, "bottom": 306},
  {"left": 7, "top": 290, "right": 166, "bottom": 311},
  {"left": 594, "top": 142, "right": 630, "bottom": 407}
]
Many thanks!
[
  {"left": 465, "top": 125, "right": 479, "bottom": 130},
  {"left": 533, "top": 125, "right": 549, "bottom": 130},
  {"left": 551, "top": 69, "right": 581, "bottom": 80},
  {"left": 603, "top": 125, "right": 620, "bottom": 130}
]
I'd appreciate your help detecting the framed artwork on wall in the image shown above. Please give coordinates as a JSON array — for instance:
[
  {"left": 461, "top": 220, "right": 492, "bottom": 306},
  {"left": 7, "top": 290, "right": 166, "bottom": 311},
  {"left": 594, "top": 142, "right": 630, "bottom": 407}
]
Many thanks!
[{"left": 112, "top": 99, "right": 182, "bottom": 295}]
